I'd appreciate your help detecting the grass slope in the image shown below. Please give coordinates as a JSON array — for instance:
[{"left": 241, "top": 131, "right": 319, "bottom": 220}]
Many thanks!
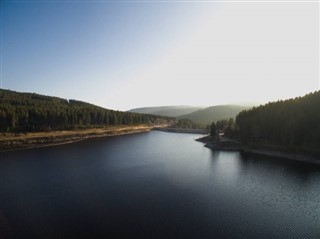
[{"left": 178, "top": 105, "right": 252, "bottom": 125}]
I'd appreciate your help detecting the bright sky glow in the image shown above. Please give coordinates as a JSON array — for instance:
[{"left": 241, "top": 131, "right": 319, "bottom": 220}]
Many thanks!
[{"left": 1, "top": 1, "right": 319, "bottom": 110}]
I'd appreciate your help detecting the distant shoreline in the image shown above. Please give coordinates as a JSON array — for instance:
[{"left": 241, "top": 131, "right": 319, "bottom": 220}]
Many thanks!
[
  {"left": 153, "top": 127, "right": 208, "bottom": 134},
  {"left": 196, "top": 135, "right": 320, "bottom": 165},
  {"left": 0, "top": 125, "right": 154, "bottom": 152}
]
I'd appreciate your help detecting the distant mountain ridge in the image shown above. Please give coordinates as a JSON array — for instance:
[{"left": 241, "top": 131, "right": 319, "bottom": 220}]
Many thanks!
[
  {"left": 129, "top": 104, "right": 253, "bottom": 126},
  {"left": 128, "top": 106, "right": 205, "bottom": 117}
]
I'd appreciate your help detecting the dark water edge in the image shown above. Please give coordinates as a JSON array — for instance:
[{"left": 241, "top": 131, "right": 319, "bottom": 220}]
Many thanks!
[
  {"left": 197, "top": 135, "right": 320, "bottom": 165},
  {"left": 0, "top": 131, "right": 319, "bottom": 239}
]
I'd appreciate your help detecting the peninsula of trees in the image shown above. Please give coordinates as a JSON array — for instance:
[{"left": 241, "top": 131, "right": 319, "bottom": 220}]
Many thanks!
[{"left": 204, "top": 91, "right": 320, "bottom": 160}]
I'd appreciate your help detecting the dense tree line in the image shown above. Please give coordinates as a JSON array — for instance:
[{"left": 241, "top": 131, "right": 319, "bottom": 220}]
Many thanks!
[
  {"left": 171, "top": 119, "right": 200, "bottom": 129},
  {"left": 210, "top": 118, "right": 236, "bottom": 137},
  {"left": 235, "top": 91, "right": 320, "bottom": 149},
  {"left": 0, "top": 89, "right": 174, "bottom": 133}
]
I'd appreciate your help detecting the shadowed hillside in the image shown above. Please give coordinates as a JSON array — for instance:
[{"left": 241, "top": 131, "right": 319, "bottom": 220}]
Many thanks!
[{"left": 178, "top": 105, "right": 252, "bottom": 125}]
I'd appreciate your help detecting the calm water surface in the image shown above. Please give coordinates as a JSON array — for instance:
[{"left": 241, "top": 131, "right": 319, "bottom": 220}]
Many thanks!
[{"left": 0, "top": 131, "right": 319, "bottom": 238}]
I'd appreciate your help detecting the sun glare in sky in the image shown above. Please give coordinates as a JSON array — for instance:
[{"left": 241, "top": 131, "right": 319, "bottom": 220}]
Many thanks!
[{"left": 1, "top": 1, "right": 319, "bottom": 110}]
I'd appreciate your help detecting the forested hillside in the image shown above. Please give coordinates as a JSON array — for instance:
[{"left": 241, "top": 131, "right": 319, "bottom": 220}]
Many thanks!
[
  {"left": 178, "top": 105, "right": 251, "bottom": 125},
  {"left": 0, "top": 89, "right": 174, "bottom": 133},
  {"left": 171, "top": 119, "right": 201, "bottom": 129},
  {"left": 236, "top": 91, "right": 320, "bottom": 149}
]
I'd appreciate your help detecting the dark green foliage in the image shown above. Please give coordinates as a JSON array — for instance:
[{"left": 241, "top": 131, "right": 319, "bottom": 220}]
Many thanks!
[
  {"left": 0, "top": 89, "right": 174, "bottom": 133},
  {"left": 210, "top": 122, "right": 216, "bottom": 137},
  {"left": 236, "top": 91, "right": 320, "bottom": 149},
  {"left": 209, "top": 118, "right": 236, "bottom": 137},
  {"left": 224, "top": 118, "right": 237, "bottom": 137},
  {"left": 215, "top": 119, "right": 228, "bottom": 131},
  {"left": 172, "top": 119, "right": 200, "bottom": 129}
]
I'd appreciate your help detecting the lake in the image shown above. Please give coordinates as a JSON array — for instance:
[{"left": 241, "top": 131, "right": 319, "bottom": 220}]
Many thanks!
[{"left": 0, "top": 131, "right": 319, "bottom": 238}]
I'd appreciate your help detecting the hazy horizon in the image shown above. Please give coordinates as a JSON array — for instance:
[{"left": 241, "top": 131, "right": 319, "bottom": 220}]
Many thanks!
[{"left": 1, "top": 1, "right": 319, "bottom": 111}]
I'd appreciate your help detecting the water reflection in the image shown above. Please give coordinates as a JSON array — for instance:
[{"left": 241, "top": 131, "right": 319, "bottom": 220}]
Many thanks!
[
  {"left": 206, "top": 148, "right": 320, "bottom": 237},
  {"left": 0, "top": 131, "right": 319, "bottom": 238},
  {"left": 209, "top": 151, "right": 242, "bottom": 186}
]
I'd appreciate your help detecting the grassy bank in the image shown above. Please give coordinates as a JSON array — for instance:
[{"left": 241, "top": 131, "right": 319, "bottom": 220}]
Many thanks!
[{"left": 0, "top": 125, "right": 154, "bottom": 152}]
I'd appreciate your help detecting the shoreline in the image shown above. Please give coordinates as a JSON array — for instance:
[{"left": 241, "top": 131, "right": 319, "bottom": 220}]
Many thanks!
[
  {"left": 154, "top": 127, "right": 208, "bottom": 134},
  {"left": 196, "top": 135, "right": 320, "bottom": 165},
  {"left": 0, "top": 125, "right": 153, "bottom": 152}
]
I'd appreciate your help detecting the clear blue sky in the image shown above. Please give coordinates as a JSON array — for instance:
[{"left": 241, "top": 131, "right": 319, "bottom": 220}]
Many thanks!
[{"left": 1, "top": 1, "right": 319, "bottom": 110}]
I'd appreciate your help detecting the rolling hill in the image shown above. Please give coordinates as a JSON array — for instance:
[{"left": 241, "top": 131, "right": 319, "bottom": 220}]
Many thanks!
[{"left": 177, "top": 105, "right": 252, "bottom": 126}]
